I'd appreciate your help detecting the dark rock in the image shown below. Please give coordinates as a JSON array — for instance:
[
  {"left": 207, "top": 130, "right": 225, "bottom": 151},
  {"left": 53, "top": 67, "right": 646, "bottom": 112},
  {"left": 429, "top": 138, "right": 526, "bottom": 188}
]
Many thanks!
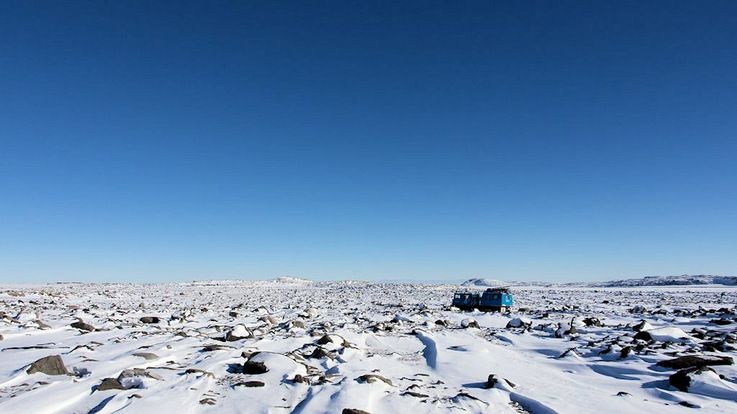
[
  {"left": 201, "top": 344, "right": 231, "bottom": 352},
  {"left": 309, "top": 347, "right": 333, "bottom": 359},
  {"left": 242, "top": 360, "right": 269, "bottom": 375},
  {"left": 616, "top": 391, "right": 631, "bottom": 397},
  {"left": 71, "top": 321, "right": 96, "bottom": 332},
  {"left": 199, "top": 398, "right": 217, "bottom": 405},
  {"left": 620, "top": 346, "right": 632, "bottom": 359},
  {"left": 583, "top": 317, "right": 603, "bottom": 327},
  {"left": 26, "top": 355, "right": 69, "bottom": 376},
  {"left": 293, "top": 374, "right": 309, "bottom": 384},
  {"left": 678, "top": 401, "right": 699, "bottom": 408},
  {"left": 657, "top": 355, "right": 733, "bottom": 369},
  {"left": 356, "top": 374, "right": 392, "bottom": 386},
  {"left": 710, "top": 318, "right": 732, "bottom": 325},
  {"left": 97, "top": 377, "right": 126, "bottom": 391},
  {"left": 139, "top": 316, "right": 160, "bottom": 324},
  {"left": 401, "top": 390, "right": 429, "bottom": 398},
  {"left": 669, "top": 366, "right": 715, "bottom": 392},
  {"left": 342, "top": 409, "right": 371, "bottom": 414},
  {"left": 484, "top": 374, "right": 515, "bottom": 389},
  {"left": 632, "top": 320, "right": 650, "bottom": 331},
  {"left": 235, "top": 380, "right": 265, "bottom": 387},
  {"left": 634, "top": 331, "right": 653, "bottom": 341}
]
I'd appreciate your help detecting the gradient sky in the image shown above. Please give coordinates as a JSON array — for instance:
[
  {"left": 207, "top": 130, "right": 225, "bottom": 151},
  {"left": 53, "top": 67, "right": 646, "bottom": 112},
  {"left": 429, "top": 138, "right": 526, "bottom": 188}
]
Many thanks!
[{"left": 1, "top": 1, "right": 736, "bottom": 282}]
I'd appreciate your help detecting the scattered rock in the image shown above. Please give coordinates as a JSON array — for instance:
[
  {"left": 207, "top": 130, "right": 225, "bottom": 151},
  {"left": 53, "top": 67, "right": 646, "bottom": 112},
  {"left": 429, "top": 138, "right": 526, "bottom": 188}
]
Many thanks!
[
  {"left": 461, "top": 318, "right": 479, "bottom": 328},
  {"left": 97, "top": 377, "right": 126, "bottom": 391},
  {"left": 582, "top": 317, "right": 603, "bottom": 327},
  {"left": 26, "top": 355, "right": 69, "bottom": 376},
  {"left": 657, "top": 355, "right": 733, "bottom": 369},
  {"left": 71, "top": 320, "right": 96, "bottom": 332},
  {"left": 343, "top": 409, "right": 371, "bottom": 414},
  {"left": 506, "top": 317, "right": 532, "bottom": 329},
  {"left": 356, "top": 374, "right": 393, "bottom": 386},
  {"left": 669, "top": 366, "right": 714, "bottom": 392},
  {"left": 243, "top": 359, "right": 269, "bottom": 374},
  {"left": 139, "top": 316, "right": 160, "bottom": 324},
  {"left": 132, "top": 352, "right": 159, "bottom": 360},
  {"left": 225, "top": 324, "right": 251, "bottom": 341},
  {"left": 234, "top": 380, "right": 265, "bottom": 387}
]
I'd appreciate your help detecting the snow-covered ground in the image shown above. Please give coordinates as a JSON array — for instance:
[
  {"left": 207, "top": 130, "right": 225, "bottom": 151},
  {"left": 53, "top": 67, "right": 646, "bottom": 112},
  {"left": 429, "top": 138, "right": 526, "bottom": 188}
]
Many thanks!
[{"left": 1, "top": 280, "right": 736, "bottom": 413}]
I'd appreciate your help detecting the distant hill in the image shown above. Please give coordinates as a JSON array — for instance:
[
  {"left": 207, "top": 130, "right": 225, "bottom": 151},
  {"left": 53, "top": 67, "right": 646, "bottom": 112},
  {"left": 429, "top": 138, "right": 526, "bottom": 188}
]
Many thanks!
[
  {"left": 271, "top": 276, "right": 312, "bottom": 285},
  {"left": 594, "top": 275, "right": 737, "bottom": 287},
  {"left": 461, "top": 278, "right": 508, "bottom": 287}
]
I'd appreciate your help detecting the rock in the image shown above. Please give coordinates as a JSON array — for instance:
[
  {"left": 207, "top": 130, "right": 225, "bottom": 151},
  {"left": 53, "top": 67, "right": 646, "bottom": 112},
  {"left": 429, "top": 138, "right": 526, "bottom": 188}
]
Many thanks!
[
  {"left": 139, "top": 316, "right": 160, "bottom": 324},
  {"left": 710, "top": 318, "right": 732, "bottom": 325},
  {"left": 225, "top": 324, "right": 251, "bottom": 341},
  {"left": 243, "top": 359, "right": 269, "bottom": 374},
  {"left": 71, "top": 320, "right": 96, "bottom": 332},
  {"left": 132, "top": 352, "right": 159, "bottom": 360},
  {"left": 657, "top": 355, "right": 733, "bottom": 369},
  {"left": 630, "top": 305, "right": 647, "bottom": 314},
  {"left": 356, "top": 374, "right": 393, "bottom": 386},
  {"left": 582, "top": 317, "right": 603, "bottom": 327},
  {"left": 669, "top": 366, "right": 714, "bottom": 392},
  {"left": 343, "top": 409, "right": 371, "bottom": 414},
  {"left": 633, "top": 331, "right": 652, "bottom": 341},
  {"left": 485, "top": 374, "right": 516, "bottom": 389},
  {"left": 616, "top": 391, "right": 631, "bottom": 397},
  {"left": 289, "top": 319, "right": 306, "bottom": 329},
  {"left": 619, "top": 346, "right": 632, "bottom": 359},
  {"left": 309, "top": 346, "right": 333, "bottom": 359},
  {"left": 632, "top": 320, "right": 653, "bottom": 332},
  {"left": 184, "top": 368, "right": 215, "bottom": 378},
  {"left": 199, "top": 398, "right": 217, "bottom": 405},
  {"left": 506, "top": 317, "right": 531, "bottom": 329},
  {"left": 235, "top": 380, "right": 265, "bottom": 387},
  {"left": 461, "top": 318, "right": 479, "bottom": 328},
  {"left": 401, "top": 390, "right": 429, "bottom": 398},
  {"left": 26, "top": 355, "right": 69, "bottom": 376},
  {"left": 293, "top": 374, "right": 309, "bottom": 384},
  {"left": 97, "top": 377, "right": 126, "bottom": 391}
]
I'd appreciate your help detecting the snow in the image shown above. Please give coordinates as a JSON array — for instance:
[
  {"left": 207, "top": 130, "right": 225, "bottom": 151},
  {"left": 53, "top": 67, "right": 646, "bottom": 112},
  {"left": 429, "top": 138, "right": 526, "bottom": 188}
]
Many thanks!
[{"left": 0, "top": 281, "right": 736, "bottom": 413}]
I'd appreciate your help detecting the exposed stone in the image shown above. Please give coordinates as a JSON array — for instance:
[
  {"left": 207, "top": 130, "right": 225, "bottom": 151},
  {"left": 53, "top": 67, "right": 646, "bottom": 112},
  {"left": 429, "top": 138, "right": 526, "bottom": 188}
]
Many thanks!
[
  {"left": 139, "top": 316, "right": 160, "bottom": 324},
  {"left": 26, "top": 355, "right": 69, "bottom": 376},
  {"left": 97, "top": 377, "right": 126, "bottom": 391},
  {"left": 356, "top": 374, "right": 392, "bottom": 386},
  {"left": 71, "top": 320, "right": 96, "bottom": 332},
  {"left": 657, "top": 355, "right": 733, "bottom": 370}
]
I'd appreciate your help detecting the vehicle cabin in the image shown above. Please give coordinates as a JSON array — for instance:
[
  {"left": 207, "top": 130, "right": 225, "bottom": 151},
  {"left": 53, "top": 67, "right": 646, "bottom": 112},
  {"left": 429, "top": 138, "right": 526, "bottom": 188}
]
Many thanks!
[{"left": 452, "top": 287, "right": 513, "bottom": 312}]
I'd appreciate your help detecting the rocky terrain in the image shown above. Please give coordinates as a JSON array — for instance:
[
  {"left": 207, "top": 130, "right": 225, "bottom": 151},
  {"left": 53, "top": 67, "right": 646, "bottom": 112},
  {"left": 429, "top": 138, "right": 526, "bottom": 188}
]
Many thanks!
[{"left": 1, "top": 280, "right": 736, "bottom": 413}]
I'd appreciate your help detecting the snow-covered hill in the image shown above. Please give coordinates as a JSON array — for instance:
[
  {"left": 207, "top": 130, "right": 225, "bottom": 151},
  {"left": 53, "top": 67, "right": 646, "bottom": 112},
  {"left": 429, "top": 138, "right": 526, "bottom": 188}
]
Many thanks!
[
  {"left": 461, "top": 278, "right": 508, "bottom": 287},
  {"left": 596, "top": 274, "right": 737, "bottom": 287}
]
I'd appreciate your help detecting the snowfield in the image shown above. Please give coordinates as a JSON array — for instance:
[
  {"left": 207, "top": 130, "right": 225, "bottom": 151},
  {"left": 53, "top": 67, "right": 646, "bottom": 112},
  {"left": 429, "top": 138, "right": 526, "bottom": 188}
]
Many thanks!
[{"left": 1, "top": 280, "right": 736, "bottom": 413}]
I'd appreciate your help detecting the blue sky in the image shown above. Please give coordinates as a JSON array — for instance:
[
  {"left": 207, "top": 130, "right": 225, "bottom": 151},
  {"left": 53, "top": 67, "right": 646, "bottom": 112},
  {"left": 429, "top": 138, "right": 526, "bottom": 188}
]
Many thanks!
[{"left": 1, "top": 1, "right": 736, "bottom": 282}]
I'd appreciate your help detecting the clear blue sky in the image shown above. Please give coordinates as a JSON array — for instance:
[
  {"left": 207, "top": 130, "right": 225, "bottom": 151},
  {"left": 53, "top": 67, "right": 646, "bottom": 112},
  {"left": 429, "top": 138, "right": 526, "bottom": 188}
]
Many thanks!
[{"left": 1, "top": 1, "right": 736, "bottom": 282}]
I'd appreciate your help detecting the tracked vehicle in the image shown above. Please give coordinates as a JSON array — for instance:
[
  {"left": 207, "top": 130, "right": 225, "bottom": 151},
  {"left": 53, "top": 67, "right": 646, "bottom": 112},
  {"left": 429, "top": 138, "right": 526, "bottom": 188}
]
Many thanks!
[{"left": 452, "top": 287, "right": 513, "bottom": 311}]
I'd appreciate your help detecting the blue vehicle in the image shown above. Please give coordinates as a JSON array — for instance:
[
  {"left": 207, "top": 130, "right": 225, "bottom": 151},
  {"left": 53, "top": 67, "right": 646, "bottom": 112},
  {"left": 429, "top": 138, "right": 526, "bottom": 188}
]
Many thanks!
[{"left": 452, "top": 287, "right": 513, "bottom": 312}]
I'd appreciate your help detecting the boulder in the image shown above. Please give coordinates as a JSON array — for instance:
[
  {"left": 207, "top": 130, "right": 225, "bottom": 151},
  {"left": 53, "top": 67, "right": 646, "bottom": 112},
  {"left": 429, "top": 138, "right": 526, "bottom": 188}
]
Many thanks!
[
  {"left": 356, "top": 374, "right": 393, "bottom": 386},
  {"left": 657, "top": 355, "right": 733, "bottom": 369},
  {"left": 97, "top": 377, "right": 126, "bottom": 391},
  {"left": 139, "top": 316, "right": 160, "bottom": 324},
  {"left": 461, "top": 318, "right": 479, "bottom": 329},
  {"left": 26, "top": 355, "right": 69, "bottom": 376},
  {"left": 71, "top": 320, "right": 96, "bottom": 332},
  {"left": 506, "top": 317, "right": 531, "bottom": 329}
]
